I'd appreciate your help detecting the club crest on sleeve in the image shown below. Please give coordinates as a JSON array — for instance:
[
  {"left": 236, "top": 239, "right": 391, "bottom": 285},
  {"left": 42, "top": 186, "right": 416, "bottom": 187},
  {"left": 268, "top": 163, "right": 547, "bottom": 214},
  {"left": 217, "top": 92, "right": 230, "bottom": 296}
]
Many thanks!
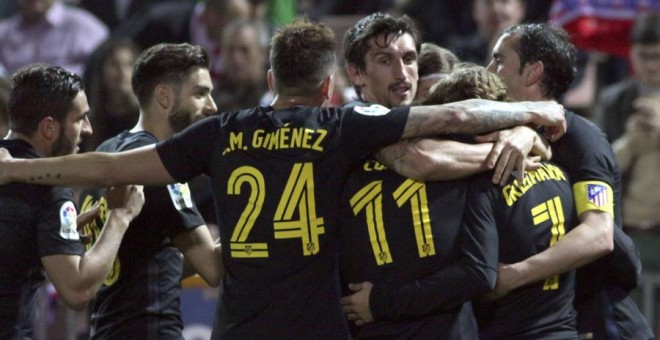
[
  {"left": 167, "top": 183, "right": 194, "bottom": 210},
  {"left": 587, "top": 184, "right": 607, "bottom": 207},
  {"left": 59, "top": 201, "right": 80, "bottom": 240},
  {"left": 354, "top": 104, "right": 390, "bottom": 116}
]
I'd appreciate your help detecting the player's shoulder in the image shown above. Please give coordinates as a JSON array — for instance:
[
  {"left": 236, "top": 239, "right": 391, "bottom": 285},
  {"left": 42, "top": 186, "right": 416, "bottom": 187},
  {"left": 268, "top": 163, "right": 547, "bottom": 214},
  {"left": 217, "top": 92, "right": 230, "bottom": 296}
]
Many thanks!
[{"left": 0, "top": 139, "right": 39, "bottom": 159}]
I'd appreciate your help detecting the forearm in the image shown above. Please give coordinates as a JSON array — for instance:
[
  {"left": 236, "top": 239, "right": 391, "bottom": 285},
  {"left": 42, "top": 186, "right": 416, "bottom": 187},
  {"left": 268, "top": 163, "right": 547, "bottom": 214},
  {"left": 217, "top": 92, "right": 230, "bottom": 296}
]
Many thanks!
[
  {"left": 503, "top": 212, "right": 614, "bottom": 289},
  {"left": 1, "top": 145, "right": 173, "bottom": 187},
  {"left": 176, "top": 229, "right": 224, "bottom": 287},
  {"left": 62, "top": 210, "right": 131, "bottom": 309},
  {"left": 404, "top": 99, "right": 544, "bottom": 138},
  {"left": 378, "top": 139, "right": 491, "bottom": 181},
  {"left": 2, "top": 151, "right": 118, "bottom": 187},
  {"left": 370, "top": 262, "right": 496, "bottom": 320},
  {"left": 421, "top": 141, "right": 492, "bottom": 180}
]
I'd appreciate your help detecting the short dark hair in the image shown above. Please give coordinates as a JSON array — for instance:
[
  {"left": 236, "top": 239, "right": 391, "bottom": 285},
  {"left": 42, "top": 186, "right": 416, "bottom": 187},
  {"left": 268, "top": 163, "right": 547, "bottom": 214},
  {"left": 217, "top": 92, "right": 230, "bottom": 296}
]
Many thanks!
[
  {"left": 424, "top": 66, "right": 509, "bottom": 105},
  {"left": 418, "top": 43, "right": 460, "bottom": 78},
  {"left": 132, "top": 43, "right": 210, "bottom": 106},
  {"left": 504, "top": 23, "right": 576, "bottom": 99},
  {"left": 9, "top": 64, "right": 84, "bottom": 136},
  {"left": 631, "top": 11, "right": 660, "bottom": 45},
  {"left": 269, "top": 17, "right": 336, "bottom": 97},
  {"left": 344, "top": 12, "right": 420, "bottom": 96}
]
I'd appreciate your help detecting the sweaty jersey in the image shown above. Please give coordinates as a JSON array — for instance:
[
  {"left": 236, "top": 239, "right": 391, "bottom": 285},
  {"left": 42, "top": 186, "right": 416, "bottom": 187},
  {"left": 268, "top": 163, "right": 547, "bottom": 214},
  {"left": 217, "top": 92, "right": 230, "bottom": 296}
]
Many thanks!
[
  {"left": 551, "top": 110, "right": 653, "bottom": 339},
  {"left": 156, "top": 104, "right": 410, "bottom": 339},
  {"left": 78, "top": 131, "right": 205, "bottom": 339},
  {"left": 0, "top": 139, "right": 85, "bottom": 339},
  {"left": 468, "top": 163, "right": 579, "bottom": 339},
  {"left": 339, "top": 156, "right": 493, "bottom": 339}
]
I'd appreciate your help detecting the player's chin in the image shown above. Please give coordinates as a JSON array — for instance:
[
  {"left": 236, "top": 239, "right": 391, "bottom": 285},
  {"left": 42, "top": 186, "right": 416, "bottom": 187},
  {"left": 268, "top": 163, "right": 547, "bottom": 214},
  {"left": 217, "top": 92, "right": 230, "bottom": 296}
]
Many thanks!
[{"left": 391, "top": 95, "right": 414, "bottom": 107}]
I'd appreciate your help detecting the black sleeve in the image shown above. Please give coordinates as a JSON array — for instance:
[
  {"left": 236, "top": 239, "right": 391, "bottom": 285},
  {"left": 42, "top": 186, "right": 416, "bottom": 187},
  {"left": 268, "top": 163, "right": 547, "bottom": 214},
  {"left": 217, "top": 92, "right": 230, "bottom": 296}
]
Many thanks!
[
  {"left": 599, "top": 227, "right": 642, "bottom": 291},
  {"left": 369, "top": 175, "right": 498, "bottom": 320},
  {"left": 157, "top": 117, "right": 220, "bottom": 183}
]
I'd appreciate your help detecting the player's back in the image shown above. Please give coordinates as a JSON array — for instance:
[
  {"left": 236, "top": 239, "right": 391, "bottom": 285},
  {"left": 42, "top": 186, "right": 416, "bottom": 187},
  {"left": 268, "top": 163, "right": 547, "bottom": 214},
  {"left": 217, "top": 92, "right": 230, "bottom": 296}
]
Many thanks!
[
  {"left": 339, "top": 156, "right": 477, "bottom": 339},
  {"left": 468, "top": 163, "right": 579, "bottom": 339},
  {"left": 156, "top": 104, "right": 410, "bottom": 339}
]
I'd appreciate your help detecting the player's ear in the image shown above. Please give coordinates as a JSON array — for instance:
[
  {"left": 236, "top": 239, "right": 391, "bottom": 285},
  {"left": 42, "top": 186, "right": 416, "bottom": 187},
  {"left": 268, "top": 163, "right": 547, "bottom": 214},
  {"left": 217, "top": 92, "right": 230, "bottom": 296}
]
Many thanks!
[
  {"left": 154, "top": 84, "right": 174, "bottom": 110},
  {"left": 39, "top": 116, "right": 59, "bottom": 141},
  {"left": 525, "top": 61, "right": 544, "bottom": 86},
  {"left": 320, "top": 74, "right": 334, "bottom": 100},
  {"left": 267, "top": 69, "right": 275, "bottom": 92}
]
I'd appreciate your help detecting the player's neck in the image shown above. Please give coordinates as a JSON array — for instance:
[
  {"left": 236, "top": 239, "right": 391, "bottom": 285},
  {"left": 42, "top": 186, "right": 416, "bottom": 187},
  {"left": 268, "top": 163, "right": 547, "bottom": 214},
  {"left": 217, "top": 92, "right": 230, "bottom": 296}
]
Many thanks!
[
  {"left": 7, "top": 131, "right": 51, "bottom": 157},
  {"left": 130, "top": 110, "right": 173, "bottom": 141},
  {"left": 270, "top": 94, "right": 325, "bottom": 110}
]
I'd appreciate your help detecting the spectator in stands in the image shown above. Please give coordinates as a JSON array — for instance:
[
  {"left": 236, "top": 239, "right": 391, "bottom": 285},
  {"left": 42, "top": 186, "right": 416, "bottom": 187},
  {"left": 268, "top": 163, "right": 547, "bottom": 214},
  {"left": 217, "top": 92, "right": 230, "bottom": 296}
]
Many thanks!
[
  {"left": 0, "top": 0, "right": 108, "bottom": 77},
  {"left": 212, "top": 19, "right": 268, "bottom": 112},
  {"left": 450, "top": 0, "right": 526, "bottom": 65},
  {"left": 78, "top": 0, "right": 178, "bottom": 31},
  {"left": 594, "top": 11, "right": 660, "bottom": 143},
  {"left": 114, "top": 0, "right": 252, "bottom": 85},
  {"left": 415, "top": 42, "right": 460, "bottom": 102},
  {"left": 81, "top": 38, "right": 140, "bottom": 152},
  {"left": 613, "top": 94, "right": 660, "bottom": 294},
  {"left": 603, "top": 14, "right": 660, "bottom": 333}
]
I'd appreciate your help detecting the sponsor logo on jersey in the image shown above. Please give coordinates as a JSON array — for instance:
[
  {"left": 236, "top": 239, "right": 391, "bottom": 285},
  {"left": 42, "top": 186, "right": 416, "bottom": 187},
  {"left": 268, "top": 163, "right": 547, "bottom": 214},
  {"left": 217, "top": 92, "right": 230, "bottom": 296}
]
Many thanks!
[
  {"left": 167, "top": 183, "right": 194, "bottom": 210},
  {"left": 59, "top": 201, "right": 80, "bottom": 240},
  {"left": 354, "top": 104, "right": 390, "bottom": 116},
  {"left": 587, "top": 183, "right": 607, "bottom": 207}
]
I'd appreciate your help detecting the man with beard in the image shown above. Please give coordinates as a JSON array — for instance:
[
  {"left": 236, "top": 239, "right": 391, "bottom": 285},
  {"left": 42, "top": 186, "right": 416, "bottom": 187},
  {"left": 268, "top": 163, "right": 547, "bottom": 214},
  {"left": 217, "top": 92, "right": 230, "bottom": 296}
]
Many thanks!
[
  {"left": 339, "top": 13, "right": 550, "bottom": 338},
  {"left": 0, "top": 19, "right": 567, "bottom": 338},
  {"left": 486, "top": 23, "right": 652, "bottom": 339},
  {"left": 76, "top": 43, "right": 223, "bottom": 339},
  {"left": 0, "top": 64, "right": 144, "bottom": 339}
]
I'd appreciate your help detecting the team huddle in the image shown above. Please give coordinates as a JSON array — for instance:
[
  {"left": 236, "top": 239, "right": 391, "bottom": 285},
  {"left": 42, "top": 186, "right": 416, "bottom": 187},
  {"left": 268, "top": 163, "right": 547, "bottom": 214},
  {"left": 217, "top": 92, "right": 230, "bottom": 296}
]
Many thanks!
[{"left": 0, "top": 10, "right": 653, "bottom": 340}]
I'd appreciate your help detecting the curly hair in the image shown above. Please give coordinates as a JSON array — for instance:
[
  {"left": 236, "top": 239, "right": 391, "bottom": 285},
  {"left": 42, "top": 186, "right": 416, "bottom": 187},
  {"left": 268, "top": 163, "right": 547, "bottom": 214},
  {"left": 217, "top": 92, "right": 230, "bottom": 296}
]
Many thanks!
[{"left": 423, "top": 65, "right": 509, "bottom": 105}]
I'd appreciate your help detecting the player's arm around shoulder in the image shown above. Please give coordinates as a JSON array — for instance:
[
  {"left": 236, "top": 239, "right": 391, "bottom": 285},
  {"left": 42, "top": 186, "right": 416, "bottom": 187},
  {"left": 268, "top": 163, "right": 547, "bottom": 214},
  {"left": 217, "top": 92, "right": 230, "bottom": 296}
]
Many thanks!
[
  {"left": 0, "top": 144, "right": 175, "bottom": 187},
  {"left": 376, "top": 138, "right": 492, "bottom": 181},
  {"left": 41, "top": 185, "right": 144, "bottom": 310},
  {"left": 403, "top": 99, "right": 566, "bottom": 140},
  {"left": 492, "top": 201, "right": 614, "bottom": 299}
]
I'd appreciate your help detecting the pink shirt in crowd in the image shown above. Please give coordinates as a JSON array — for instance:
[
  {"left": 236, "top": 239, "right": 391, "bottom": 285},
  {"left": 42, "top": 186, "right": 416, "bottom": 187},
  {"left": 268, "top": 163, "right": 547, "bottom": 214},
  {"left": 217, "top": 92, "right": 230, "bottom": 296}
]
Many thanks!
[{"left": 0, "top": 1, "right": 108, "bottom": 77}]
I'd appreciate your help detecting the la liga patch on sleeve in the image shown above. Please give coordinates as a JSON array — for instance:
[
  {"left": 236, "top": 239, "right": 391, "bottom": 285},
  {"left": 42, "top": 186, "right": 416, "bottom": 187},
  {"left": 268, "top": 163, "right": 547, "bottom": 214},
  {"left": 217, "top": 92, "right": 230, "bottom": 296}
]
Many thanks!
[
  {"left": 167, "top": 183, "right": 194, "bottom": 210},
  {"left": 59, "top": 201, "right": 80, "bottom": 240},
  {"left": 354, "top": 104, "right": 391, "bottom": 116},
  {"left": 573, "top": 181, "right": 614, "bottom": 217}
]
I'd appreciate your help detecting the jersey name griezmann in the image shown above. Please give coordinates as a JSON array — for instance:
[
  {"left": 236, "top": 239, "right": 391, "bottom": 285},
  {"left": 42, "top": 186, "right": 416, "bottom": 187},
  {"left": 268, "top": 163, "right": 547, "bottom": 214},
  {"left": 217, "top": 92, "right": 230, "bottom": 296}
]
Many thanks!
[
  {"left": 502, "top": 163, "right": 567, "bottom": 206},
  {"left": 223, "top": 127, "right": 328, "bottom": 155}
]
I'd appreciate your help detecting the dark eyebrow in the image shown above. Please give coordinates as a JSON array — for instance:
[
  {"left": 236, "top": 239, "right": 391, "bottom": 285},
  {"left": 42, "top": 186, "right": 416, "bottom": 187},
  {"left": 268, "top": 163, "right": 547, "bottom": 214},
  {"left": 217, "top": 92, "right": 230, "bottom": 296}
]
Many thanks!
[{"left": 194, "top": 85, "right": 212, "bottom": 93}]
